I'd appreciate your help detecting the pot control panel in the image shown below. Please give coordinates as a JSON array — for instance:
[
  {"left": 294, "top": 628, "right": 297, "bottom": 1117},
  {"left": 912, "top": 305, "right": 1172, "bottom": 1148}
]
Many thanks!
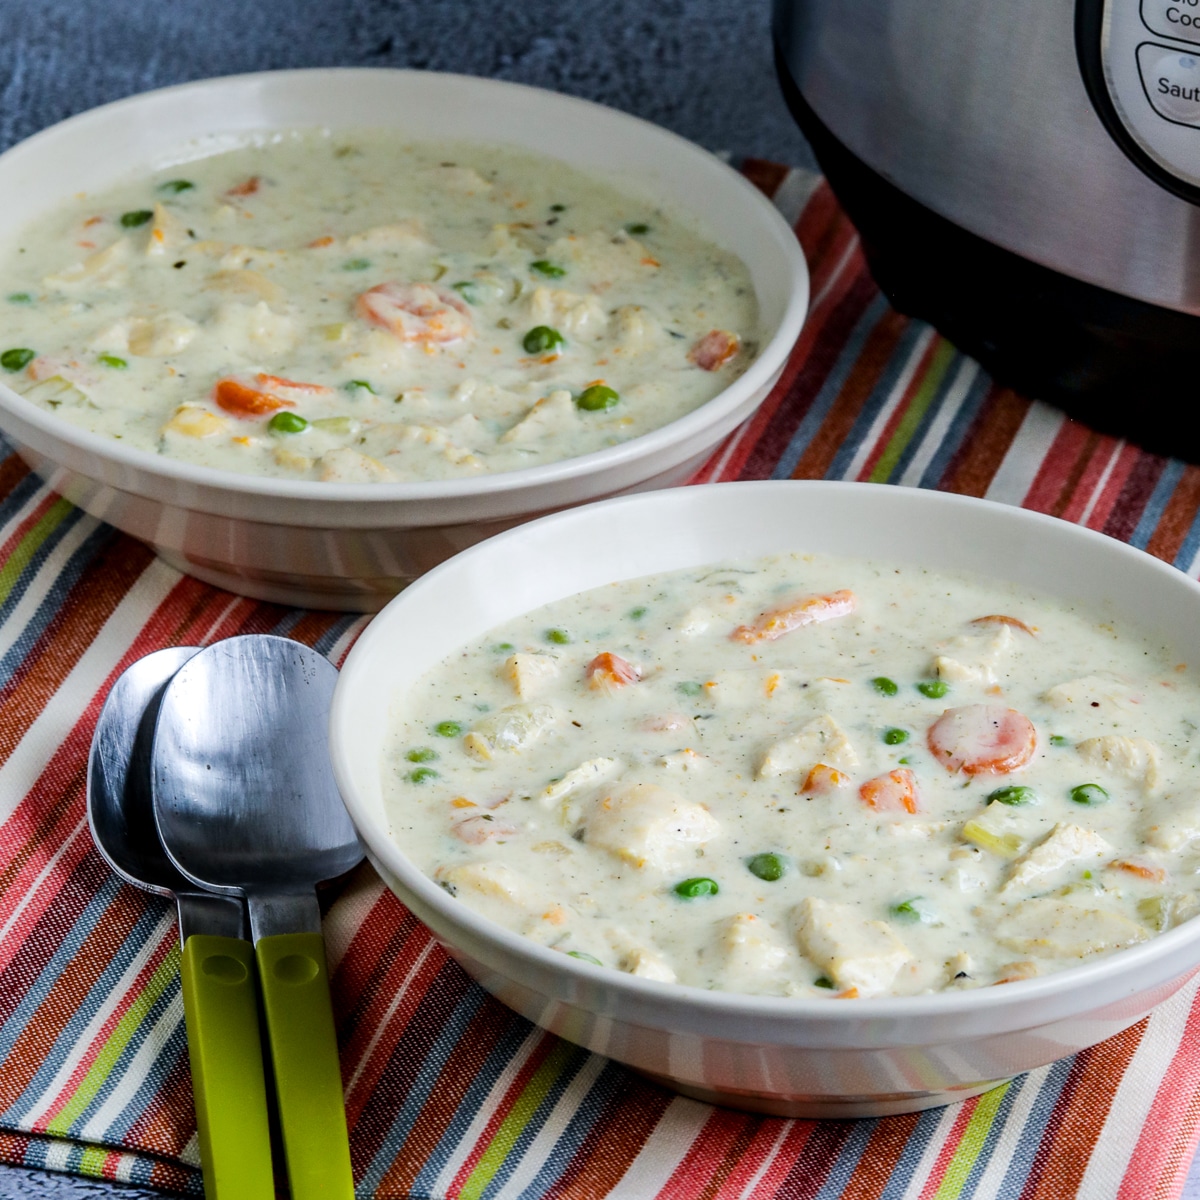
[{"left": 1078, "top": 0, "right": 1200, "bottom": 198}]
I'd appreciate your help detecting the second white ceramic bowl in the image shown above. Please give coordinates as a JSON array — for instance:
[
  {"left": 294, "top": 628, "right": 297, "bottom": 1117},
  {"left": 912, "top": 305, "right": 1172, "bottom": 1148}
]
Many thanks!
[
  {"left": 0, "top": 69, "right": 808, "bottom": 611},
  {"left": 330, "top": 481, "right": 1200, "bottom": 1117}
]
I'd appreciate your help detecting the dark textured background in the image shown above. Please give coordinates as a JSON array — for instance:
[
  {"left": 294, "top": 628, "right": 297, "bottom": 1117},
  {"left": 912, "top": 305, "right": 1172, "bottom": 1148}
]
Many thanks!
[{"left": 0, "top": 0, "right": 811, "bottom": 1194}]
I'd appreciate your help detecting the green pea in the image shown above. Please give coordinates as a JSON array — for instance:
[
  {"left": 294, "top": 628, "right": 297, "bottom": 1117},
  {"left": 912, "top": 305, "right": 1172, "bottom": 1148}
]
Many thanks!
[
  {"left": 7, "top": 293, "right": 32, "bottom": 305},
  {"left": 677, "top": 681, "right": 703, "bottom": 696},
  {"left": 342, "top": 257, "right": 371, "bottom": 271},
  {"left": 522, "top": 325, "right": 565, "bottom": 354},
  {"left": 452, "top": 280, "right": 481, "bottom": 305},
  {"left": 268, "top": 412, "right": 309, "bottom": 434},
  {"left": 545, "top": 628, "right": 571, "bottom": 645},
  {"left": 406, "top": 747, "right": 438, "bottom": 763},
  {"left": 674, "top": 876, "right": 719, "bottom": 899},
  {"left": 408, "top": 767, "right": 439, "bottom": 784},
  {"left": 871, "top": 676, "right": 899, "bottom": 697},
  {"left": 917, "top": 679, "right": 949, "bottom": 699},
  {"left": 626, "top": 222, "right": 650, "bottom": 235},
  {"left": 813, "top": 976, "right": 835, "bottom": 989},
  {"left": 492, "top": 642, "right": 516, "bottom": 653},
  {"left": 158, "top": 179, "right": 195, "bottom": 194},
  {"left": 433, "top": 721, "right": 463, "bottom": 738},
  {"left": 120, "top": 209, "right": 154, "bottom": 228},
  {"left": 98, "top": 354, "right": 128, "bottom": 369},
  {"left": 1050, "top": 734, "right": 1070, "bottom": 747},
  {"left": 576, "top": 385, "right": 619, "bottom": 412},
  {"left": 345, "top": 379, "right": 376, "bottom": 394},
  {"left": 628, "top": 606, "right": 648, "bottom": 620},
  {"left": 530, "top": 260, "right": 566, "bottom": 278},
  {"left": 1, "top": 348, "right": 35, "bottom": 371},
  {"left": 989, "top": 785, "right": 1037, "bottom": 806},
  {"left": 898, "top": 756, "right": 912, "bottom": 765},
  {"left": 567, "top": 950, "right": 602, "bottom": 965},
  {"left": 549, "top": 203, "right": 567, "bottom": 212},
  {"left": 889, "top": 898, "right": 930, "bottom": 924},
  {"left": 883, "top": 727, "right": 909, "bottom": 745},
  {"left": 1071, "top": 783, "right": 1109, "bottom": 806},
  {"left": 746, "top": 853, "right": 787, "bottom": 882}
]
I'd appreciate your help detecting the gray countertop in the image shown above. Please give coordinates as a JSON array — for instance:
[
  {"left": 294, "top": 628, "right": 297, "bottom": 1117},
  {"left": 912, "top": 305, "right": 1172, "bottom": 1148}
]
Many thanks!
[{"left": 0, "top": 2, "right": 808, "bottom": 1195}]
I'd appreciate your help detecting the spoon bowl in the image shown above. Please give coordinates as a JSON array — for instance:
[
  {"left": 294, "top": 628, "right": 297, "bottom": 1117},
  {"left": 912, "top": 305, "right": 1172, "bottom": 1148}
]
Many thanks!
[{"left": 152, "top": 635, "right": 362, "bottom": 909}]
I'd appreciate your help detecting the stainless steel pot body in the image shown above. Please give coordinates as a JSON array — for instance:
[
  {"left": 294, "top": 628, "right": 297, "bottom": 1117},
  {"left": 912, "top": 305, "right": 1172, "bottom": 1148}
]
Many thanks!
[{"left": 774, "top": 0, "right": 1200, "bottom": 316}]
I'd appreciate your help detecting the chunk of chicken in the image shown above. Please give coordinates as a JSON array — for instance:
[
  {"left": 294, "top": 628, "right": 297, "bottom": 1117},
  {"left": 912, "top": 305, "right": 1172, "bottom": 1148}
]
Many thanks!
[
  {"left": 582, "top": 782, "right": 719, "bottom": 871},
  {"left": 722, "top": 913, "right": 790, "bottom": 976},
  {"left": 126, "top": 312, "right": 199, "bottom": 357},
  {"left": 527, "top": 286, "right": 608, "bottom": 339},
  {"left": 499, "top": 391, "right": 581, "bottom": 444},
  {"left": 932, "top": 623, "right": 1015, "bottom": 685},
  {"left": 1000, "top": 823, "right": 1113, "bottom": 895},
  {"left": 605, "top": 927, "right": 676, "bottom": 982},
  {"left": 612, "top": 305, "right": 663, "bottom": 353},
  {"left": 436, "top": 861, "right": 572, "bottom": 945},
  {"left": 464, "top": 704, "right": 556, "bottom": 760},
  {"left": 1042, "top": 674, "right": 1140, "bottom": 714},
  {"left": 145, "top": 202, "right": 191, "bottom": 256},
  {"left": 204, "top": 268, "right": 286, "bottom": 304},
  {"left": 757, "top": 714, "right": 858, "bottom": 779},
  {"left": 342, "top": 219, "right": 427, "bottom": 250},
  {"left": 45, "top": 238, "right": 132, "bottom": 288},
  {"left": 162, "top": 406, "right": 230, "bottom": 439},
  {"left": 943, "top": 951, "right": 978, "bottom": 989},
  {"left": 1142, "top": 792, "right": 1200, "bottom": 850},
  {"left": 503, "top": 652, "right": 560, "bottom": 699},
  {"left": 1076, "top": 736, "right": 1161, "bottom": 791},
  {"left": 992, "top": 899, "right": 1147, "bottom": 957},
  {"left": 794, "top": 897, "right": 911, "bottom": 997},
  {"left": 437, "top": 861, "right": 538, "bottom": 909},
  {"left": 317, "top": 448, "right": 396, "bottom": 483},
  {"left": 210, "top": 301, "right": 296, "bottom": 355},
  {"left": 536, "top": 757, "right": 620, "bottom": 810}
]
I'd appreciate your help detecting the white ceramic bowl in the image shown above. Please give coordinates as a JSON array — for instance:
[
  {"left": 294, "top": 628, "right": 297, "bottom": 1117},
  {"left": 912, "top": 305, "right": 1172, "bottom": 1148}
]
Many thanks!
[
  {"left": 330, "top": 480, "right": 1200, "bottom": 1118},
  {"left": 0, "top": 69, "right": 807, "bottom": 612}
]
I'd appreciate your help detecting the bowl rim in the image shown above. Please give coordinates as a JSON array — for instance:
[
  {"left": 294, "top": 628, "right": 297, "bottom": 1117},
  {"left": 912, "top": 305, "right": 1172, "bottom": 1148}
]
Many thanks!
[
  {"left": 331, "top": 478, "right": 1200, "bottom": 1024},
  {"left": 0, "top": 66, "right": 809, "bottom": 504}
]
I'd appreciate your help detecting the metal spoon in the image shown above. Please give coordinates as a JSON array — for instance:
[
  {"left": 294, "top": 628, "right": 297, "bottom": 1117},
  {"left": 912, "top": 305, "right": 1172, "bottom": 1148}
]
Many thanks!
[
  {"left": 151, "top": 635, "right": 362, "bottom": 1200},
  {"left": 87, "top": 647, "right": 274, "bottom": 1200}
]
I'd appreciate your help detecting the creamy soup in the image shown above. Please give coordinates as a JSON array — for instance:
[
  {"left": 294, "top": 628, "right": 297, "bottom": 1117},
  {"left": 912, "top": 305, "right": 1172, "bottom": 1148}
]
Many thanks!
[
  {"left": 0, "top": 131, "right": 757, "bottom": 482},
  {"left": 382, "top": 552, "right": 1200, "bottom": 999}
]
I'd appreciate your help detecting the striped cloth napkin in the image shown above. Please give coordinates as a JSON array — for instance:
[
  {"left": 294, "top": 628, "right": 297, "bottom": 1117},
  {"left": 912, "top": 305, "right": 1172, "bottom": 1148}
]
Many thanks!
[{"left": 2, "top": 161, "right": 1200, "bottom": 1200}]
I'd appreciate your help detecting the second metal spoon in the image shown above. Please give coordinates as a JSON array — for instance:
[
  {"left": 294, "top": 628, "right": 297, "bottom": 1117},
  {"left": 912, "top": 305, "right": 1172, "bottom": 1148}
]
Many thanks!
[{"left": 151, "top": 635, "right": 362, "bottom": 1200}]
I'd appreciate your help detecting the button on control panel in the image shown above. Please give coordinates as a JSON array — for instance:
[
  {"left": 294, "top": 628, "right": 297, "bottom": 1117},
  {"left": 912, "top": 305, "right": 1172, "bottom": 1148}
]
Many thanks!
[
  {"left": 1141, "top": 0, "right": 1200, "bottom": 45},
  {"left": 1088, "top": 0, "right": 1200, "bottom": 189},
  {"left": 1137, "top": 42, "right": 1200, "bottom": 124}
]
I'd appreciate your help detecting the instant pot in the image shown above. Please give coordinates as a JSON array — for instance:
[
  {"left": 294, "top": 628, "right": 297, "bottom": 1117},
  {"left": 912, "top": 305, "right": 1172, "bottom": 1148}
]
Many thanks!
[{"left": 774, "top": 0, "right": 1200, "bottom": 458}]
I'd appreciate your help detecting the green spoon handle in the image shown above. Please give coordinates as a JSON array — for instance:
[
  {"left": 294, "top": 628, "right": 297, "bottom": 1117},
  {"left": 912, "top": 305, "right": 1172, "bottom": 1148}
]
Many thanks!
[
  {"left": 256, "top": 931, "right": 354, "bottom": 1200},
  {"left": 180, "top": 935, "right": 275, "bottom": 1199}
]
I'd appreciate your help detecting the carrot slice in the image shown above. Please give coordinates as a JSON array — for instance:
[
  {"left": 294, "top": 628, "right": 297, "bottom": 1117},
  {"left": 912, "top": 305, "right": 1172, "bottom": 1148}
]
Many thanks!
[
  {"left": 586, "top": 652, "right": 641, "bottom": 690},
  {"left": 801, "top": 763, "right": 851, "bottom": 795},
  {"left": 971, "top": 614, "right": 1037, "bottom": 635},
  {"left": 859, "top": 768, "right": 920, "bottom": 813},
  {"left": 255, "top": 373, "right": 331, "bottom": 394},
  {"left": 213, "top": 378, "right": 293, "bottom": 418},
  {"left": 731, "top": 589, "right": 856, "bottom": 644},
  {"left": 688, "top": 329, "right": 740, "bottom": 371},
  {"left": 1108, "top": 857, "right": 1167, "bottom": 883},
  {"left": 927, "top": 705, "right": 1036, "bottom": 775},
  {"left": 226, "top": 176, "right": 261, "bottom": 197}
]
